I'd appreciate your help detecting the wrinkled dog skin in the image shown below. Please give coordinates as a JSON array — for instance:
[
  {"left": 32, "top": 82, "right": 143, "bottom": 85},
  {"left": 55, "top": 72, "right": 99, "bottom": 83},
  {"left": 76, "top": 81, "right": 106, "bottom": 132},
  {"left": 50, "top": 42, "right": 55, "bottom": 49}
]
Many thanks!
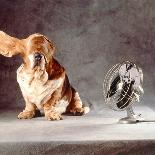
[{"left": 0, "top": 31, "right": 89, "bottom": 120}]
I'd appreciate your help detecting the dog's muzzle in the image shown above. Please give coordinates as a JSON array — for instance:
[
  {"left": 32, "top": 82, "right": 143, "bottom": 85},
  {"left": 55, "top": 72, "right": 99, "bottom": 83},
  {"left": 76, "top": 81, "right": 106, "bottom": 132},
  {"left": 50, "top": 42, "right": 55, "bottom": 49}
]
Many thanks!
[
  {"left": 33, "top": 53, "right": 43, "bottom": 68},
  {"left": 29, "top": 53, "right": 45, "bottom": 69}
]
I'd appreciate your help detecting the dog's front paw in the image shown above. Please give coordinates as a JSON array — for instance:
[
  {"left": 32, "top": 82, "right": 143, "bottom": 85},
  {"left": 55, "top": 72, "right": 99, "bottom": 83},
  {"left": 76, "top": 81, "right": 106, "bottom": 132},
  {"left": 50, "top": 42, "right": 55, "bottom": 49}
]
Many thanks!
[
  {"left": 18, "top": 111, "right": 35, "bottom": 119},
  {"left": 45, "top": 111, "right": 63, "bottom": 121}
]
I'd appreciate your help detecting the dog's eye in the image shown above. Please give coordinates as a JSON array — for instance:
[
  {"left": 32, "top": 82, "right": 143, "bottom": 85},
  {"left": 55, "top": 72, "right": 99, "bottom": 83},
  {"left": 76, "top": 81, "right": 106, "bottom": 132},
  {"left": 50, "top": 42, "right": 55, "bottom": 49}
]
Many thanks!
[{"left": 34, "top": 53, "right": 42, "bottom": 61}]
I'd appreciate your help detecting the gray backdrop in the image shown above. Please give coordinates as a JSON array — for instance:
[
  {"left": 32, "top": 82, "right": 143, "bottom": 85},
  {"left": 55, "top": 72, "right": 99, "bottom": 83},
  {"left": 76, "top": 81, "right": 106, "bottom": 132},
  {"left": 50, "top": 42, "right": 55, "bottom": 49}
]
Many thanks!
[{"left": 0, "top": 0, "right": 155, "bottom": 113}]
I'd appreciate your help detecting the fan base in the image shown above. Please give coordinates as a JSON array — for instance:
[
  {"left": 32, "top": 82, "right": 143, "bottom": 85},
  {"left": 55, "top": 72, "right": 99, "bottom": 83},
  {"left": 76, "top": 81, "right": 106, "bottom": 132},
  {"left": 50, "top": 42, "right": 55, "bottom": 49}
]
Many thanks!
[{"left": 118, "top": 116, "right": 144, "bottom": 124}]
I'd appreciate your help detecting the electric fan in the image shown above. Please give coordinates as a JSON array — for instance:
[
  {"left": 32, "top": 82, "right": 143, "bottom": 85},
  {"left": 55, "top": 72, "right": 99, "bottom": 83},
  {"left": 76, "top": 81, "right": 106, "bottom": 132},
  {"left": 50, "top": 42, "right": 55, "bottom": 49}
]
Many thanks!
[{"left": 103, "top": 61, "right": 144, "bottom": 123}]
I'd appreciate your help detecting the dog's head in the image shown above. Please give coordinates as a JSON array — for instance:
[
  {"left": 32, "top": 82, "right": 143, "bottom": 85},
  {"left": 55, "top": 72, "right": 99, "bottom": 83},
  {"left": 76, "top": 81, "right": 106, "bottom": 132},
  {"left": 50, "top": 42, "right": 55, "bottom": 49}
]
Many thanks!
[{"left": 0, "top": 31, "right": 55, "bottom": 70}]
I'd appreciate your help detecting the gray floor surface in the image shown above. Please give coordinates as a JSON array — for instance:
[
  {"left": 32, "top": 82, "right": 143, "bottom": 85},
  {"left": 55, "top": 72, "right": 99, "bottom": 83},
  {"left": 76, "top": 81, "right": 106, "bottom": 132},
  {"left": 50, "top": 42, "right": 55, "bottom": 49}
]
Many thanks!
[{"left": 0, "top": 106, "right": 155, "bottom": 155}]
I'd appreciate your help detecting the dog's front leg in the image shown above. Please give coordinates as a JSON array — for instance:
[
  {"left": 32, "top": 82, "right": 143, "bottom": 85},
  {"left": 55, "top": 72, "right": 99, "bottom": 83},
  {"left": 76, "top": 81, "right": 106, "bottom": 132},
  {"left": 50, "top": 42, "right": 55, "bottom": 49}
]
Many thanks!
[
  {"left": 43, "top": 91, "right": 63, "bottom": 121},
  {"left": 43, "top": 103, "right": 63, "bottom": 121},
  {"left": 18, "top": 100, "right": 37, "bottom": 119}
]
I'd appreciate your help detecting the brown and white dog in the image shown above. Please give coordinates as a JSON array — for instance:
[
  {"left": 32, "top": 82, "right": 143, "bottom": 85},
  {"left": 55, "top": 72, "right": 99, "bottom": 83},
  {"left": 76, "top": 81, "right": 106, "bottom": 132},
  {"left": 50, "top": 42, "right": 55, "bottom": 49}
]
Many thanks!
[{"left": 0, "top": 31, "right": 89, "bottom": 120}]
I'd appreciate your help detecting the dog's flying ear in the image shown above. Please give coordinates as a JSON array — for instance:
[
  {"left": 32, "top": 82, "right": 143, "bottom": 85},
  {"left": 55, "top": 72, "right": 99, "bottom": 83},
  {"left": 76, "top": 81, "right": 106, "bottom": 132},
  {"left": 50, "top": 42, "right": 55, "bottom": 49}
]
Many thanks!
[{"left": 0, "top": 31, "right": 25, "bottom": 57}]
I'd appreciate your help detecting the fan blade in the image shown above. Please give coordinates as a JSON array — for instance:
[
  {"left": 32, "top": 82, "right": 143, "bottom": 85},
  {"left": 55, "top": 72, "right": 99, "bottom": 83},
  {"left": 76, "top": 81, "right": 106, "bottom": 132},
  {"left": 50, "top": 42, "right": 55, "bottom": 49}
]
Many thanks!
[
  {"left": 107, "top": 75, "right": 120, "bottom": 98},
  {"left": 117, "top": 82, "right": 134, "bottom": 109}
]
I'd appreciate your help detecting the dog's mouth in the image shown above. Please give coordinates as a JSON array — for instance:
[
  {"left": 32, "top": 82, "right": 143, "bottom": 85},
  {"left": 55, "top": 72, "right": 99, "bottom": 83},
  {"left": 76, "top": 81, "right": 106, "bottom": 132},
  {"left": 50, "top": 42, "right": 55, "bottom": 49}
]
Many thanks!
[{"left": 33, "top": 60, "right": 41, "bottom": 69}]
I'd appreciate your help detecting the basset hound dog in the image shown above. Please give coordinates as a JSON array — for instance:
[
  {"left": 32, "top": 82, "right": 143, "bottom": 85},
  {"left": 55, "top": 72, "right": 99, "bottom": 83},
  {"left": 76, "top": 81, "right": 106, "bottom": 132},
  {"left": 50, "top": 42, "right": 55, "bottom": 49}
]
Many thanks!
[{"left": 0, "top": 31, "right": 89, "bottom": 120}]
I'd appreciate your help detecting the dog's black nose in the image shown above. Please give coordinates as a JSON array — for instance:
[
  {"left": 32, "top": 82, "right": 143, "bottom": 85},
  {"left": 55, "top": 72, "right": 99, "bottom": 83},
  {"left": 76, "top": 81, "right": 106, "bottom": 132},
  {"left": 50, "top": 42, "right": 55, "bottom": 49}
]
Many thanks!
[{"left": 34, "top": 53, "right": 42, "bottom": 61}]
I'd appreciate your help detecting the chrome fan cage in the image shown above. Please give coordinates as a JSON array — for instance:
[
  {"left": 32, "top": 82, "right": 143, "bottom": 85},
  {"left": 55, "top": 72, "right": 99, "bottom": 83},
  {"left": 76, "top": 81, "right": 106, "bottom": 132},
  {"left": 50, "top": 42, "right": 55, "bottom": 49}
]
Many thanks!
[
  {"left": 103, "top": 62, "right": 136, "bottom": 111},
  {"left": 103, "top": 61, "right": 144, "bottom": 124}
]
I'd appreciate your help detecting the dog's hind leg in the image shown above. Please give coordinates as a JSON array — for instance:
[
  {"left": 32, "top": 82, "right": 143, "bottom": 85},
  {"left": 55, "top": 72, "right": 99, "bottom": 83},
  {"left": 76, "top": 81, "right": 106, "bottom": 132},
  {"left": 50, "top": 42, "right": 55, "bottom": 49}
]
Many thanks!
[
  {"left": 43, "top": 90, "right": 63, "bottom": 121},
  {"left": 66, "top": 87, "right": 90, "bottom": 115}
]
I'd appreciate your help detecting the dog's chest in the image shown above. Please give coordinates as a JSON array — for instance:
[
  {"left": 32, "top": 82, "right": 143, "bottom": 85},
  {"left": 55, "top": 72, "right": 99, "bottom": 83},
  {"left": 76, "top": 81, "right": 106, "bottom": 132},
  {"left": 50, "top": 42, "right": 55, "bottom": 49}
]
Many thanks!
[{"left": 17, "top": 65, "right": 61, "bottom": 107}]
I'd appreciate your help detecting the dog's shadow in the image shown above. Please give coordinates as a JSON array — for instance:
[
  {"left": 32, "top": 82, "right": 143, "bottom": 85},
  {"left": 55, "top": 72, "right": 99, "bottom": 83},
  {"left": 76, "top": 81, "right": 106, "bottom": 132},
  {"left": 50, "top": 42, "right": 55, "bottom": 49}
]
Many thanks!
[{"left": 34, "top": 110, "right": 85, "bottom": 118}]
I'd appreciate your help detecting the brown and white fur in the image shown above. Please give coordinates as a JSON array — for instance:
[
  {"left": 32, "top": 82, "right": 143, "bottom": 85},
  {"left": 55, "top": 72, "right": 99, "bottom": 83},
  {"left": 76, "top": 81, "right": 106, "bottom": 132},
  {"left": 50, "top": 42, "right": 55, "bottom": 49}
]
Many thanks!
[{"left": 0, "top": 31, "right": 89, "bottom": 120}]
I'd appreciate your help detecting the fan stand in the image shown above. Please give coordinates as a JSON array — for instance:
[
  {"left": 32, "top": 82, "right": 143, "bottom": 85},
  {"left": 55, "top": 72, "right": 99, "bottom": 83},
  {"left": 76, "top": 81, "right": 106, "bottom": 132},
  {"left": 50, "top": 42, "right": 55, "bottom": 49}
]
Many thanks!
[{"left": 118, "top": 106, "right": 144, "bottom": 124}]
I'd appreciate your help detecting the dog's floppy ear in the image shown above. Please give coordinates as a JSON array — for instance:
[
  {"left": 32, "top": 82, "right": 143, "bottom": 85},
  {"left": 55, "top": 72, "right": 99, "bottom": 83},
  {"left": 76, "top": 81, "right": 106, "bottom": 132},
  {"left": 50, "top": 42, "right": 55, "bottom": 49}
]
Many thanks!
[{"left": 0, "top": 31, "right": 25, "bottom": 57}]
